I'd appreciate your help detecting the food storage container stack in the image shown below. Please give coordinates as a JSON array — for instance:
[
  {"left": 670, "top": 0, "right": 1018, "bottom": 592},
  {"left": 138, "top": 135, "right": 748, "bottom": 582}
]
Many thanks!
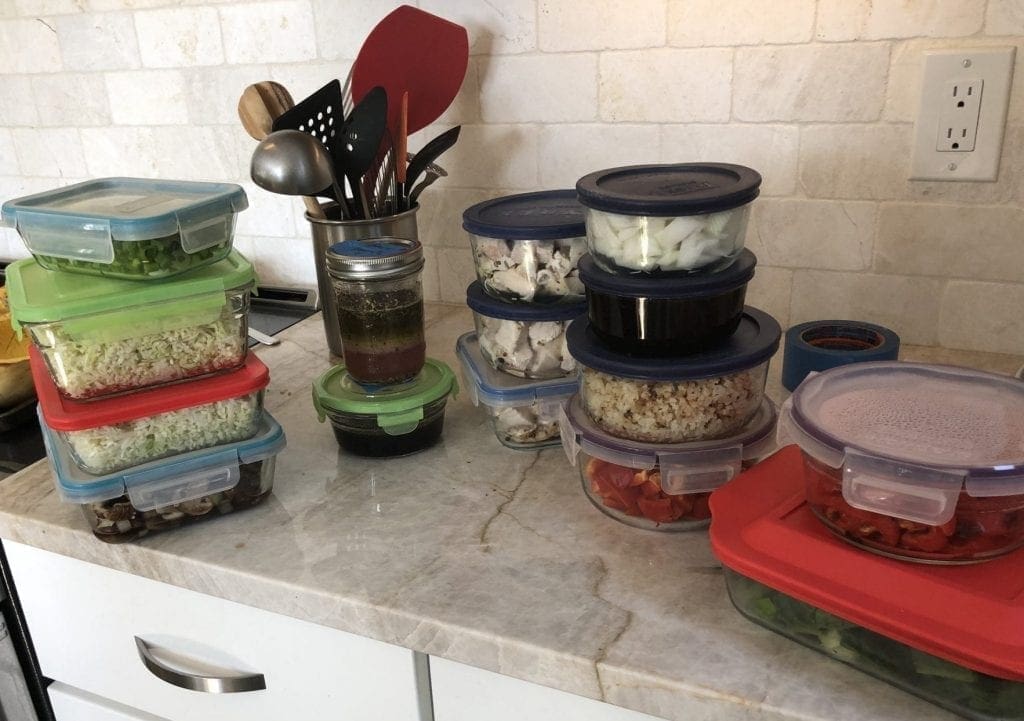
[
  {"left": 459, "top": 190, "right": 589, "bottom": 449},
  {"left": 3, "top": 178, "right": 287, "bottom": 541},
  {"left": 315, "top": 238, "right": 459, "bottom": 457},
  {"left": 563, "top": 162, "right": 783, "bottom": 530}
]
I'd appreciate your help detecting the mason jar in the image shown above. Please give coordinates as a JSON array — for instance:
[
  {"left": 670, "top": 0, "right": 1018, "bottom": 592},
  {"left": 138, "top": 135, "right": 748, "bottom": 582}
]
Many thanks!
[{"left": 326, "top": 238, "right": 426, "bottom": 386}]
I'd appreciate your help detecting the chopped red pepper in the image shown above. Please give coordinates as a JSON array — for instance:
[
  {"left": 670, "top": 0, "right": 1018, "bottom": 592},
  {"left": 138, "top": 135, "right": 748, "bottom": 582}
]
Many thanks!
[{"left": 586, "top": 459, "right": 711, "bottom": 526}]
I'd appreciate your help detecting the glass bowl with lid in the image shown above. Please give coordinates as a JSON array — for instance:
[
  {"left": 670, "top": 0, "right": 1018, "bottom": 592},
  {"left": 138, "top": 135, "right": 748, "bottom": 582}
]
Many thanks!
[
  {"left": 781, "top": 361, "right": 1024, "bottom": 564},
  {"left": 575, "top": 163, "right": 760, "bottom": 276}
]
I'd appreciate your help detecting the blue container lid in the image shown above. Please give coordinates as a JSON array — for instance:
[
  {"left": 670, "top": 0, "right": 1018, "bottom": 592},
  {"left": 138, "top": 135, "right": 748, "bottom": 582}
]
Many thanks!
[
  {"left": 576, "top": 163, "right": 761, "bottom": 216},
  {"left": 462, "top": 190, "right": 586, "bottom": 240},
  {"left": 578, "top": 249, "right": 756, "bottom": 299},
  {"left": 456, "top": 332, "right": 578, "bottom": 407},
  {"left": 2, "top": 177, "right": 248, "bottom": 242},
  {"left": 41, "top": 409, "right": 286, "bottom": 506},
  {"left": 466, "top": 281, "right": 586, "bottom": 321},
  {"left": 567, "top": 307, "right": 781, "bottom": 381}
]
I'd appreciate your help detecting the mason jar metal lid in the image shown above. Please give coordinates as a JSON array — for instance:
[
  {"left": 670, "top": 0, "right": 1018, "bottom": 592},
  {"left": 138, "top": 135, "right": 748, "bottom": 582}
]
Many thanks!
[{"left": 326, "top": 238, "right": 424, "bottom": 280}]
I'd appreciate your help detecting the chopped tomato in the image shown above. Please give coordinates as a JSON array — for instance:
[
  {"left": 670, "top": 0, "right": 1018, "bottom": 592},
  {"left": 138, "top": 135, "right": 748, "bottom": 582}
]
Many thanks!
[
  {"left": 670, "top": 493, "right": 695, "bottom": 517},
  {"left": 688, "top": 493, "right": 711, "bottom": 520},
  {"left": 636, "top": 496, "right": 680, "bottom": 524},
  {"left": 587, "top": 458, "right": 634, "bottom": 489}
]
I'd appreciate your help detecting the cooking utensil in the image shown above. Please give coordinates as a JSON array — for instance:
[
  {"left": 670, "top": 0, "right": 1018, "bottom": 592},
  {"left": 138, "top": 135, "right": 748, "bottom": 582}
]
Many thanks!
[
  {"left": 333, "top": 86, "right": 388, "bottom": 220},
  {"left": 350, "top": 5, "right": 469, "bottom": 139},
  {"left": 247, "top": 327, "right": 280, "bottom": 347},
  {"left": 395, "top": 92, "right": 408, "bottom": 210},
  {"left": 238, "top": 81, "right": 324, "bottom": 220},
  {"left": 403, "top": 125, "right": 460, "bottom": 205},
  {"left": 250, "top": 130, "right": 347, "bottom": 219}
]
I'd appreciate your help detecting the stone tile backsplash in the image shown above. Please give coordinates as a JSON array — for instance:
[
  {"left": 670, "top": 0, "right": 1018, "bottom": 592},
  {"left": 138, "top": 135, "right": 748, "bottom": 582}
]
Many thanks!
[{"left": 0, "top": 0, "right": 1020, "bottom": 357}]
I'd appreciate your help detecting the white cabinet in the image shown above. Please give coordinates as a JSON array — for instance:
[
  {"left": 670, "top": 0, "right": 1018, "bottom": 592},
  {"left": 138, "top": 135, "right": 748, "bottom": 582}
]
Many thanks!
[
  {"left": 6, "top": 542, "right": 428, "bottom": 721},
  {"left": 429, "top": 657, "right": 667, "bottom": 721},
  {"left": 49, "top": 684, "right": 169, "bottom": 721}
]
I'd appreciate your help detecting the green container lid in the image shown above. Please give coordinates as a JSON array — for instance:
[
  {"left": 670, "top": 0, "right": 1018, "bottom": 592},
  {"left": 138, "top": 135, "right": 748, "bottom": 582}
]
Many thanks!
[
  {"left": 312, "top": 359, "right": 459, "bottom": 435},
  {"left": 6, "top": 250, "right": 256, "bottom": 338}
]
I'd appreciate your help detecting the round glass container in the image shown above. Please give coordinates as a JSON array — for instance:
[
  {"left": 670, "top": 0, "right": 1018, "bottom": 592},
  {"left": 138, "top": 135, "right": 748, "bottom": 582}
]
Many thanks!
[{"left": 326, "top": 238, "right": 425, "bottom": 386}]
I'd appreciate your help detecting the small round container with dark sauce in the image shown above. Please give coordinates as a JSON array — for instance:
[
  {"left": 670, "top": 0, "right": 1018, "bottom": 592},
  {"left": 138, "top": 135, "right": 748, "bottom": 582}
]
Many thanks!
[
  {"left": 326, "top": 238, "right": 425, "bottom": 386},
  {"left": 312, "top": 359, "right": 458, "bottom": 458},
  {"left": 578, "top": 249, "right": 756, "bottom": 356}
]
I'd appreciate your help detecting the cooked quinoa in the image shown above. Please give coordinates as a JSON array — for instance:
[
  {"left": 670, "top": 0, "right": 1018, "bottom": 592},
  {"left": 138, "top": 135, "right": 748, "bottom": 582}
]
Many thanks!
[{"left": 581, "top": 366, "right": 765, "bottom": 443}]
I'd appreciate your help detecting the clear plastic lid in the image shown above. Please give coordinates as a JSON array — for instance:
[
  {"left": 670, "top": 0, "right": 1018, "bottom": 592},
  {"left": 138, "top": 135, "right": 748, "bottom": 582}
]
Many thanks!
[
  {"left": 561, "top": 394, "right": 777, "bottom": 494},
  {"left": 2, "top": 177, "right": 248, "bottom": 262},
  {"left": 782, "top": 361, "right": 1024, "bottom": 525},
  {"left": 455, "top": 332, "right": 578, "bottom": 409}
]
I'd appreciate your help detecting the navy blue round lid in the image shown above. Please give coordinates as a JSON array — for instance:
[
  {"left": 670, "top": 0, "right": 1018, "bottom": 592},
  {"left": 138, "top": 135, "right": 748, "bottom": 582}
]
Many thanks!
[
  {"left": 567, "top": 306, "right": 781, "bottom": 380},
  {"left": 578, "top": 249, "right": 756, "bottom": 299},
  {"left": 576, "top": 163, "right": 761, "bottom": 216},
  {"left": 462, "top": 190, "right": 586, "bottom": 240},
  {"left": 466, "top": 281, "right": 586, "bottom": 321}
]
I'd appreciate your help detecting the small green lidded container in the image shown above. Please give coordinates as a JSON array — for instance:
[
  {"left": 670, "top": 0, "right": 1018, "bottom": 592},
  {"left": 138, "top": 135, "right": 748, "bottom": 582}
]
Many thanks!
[
  {"left": 313, "top": 359, "right": 458, "bottom": 457},
  {"left": 1, "top": 177, "right": 248, "bottom": 280},
  {"left": 6, "top": 251, "right": 256, "bottom": 401}
]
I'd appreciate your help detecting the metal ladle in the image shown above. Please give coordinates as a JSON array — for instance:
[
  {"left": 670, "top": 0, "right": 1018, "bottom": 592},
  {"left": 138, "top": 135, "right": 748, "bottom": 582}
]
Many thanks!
[{"left": 250, "top": 130, "right": 348, "bottom": 219}]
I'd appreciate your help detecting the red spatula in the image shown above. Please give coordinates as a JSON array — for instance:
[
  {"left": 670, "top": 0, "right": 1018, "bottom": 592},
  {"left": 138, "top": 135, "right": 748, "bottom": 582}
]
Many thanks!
[{"left": 350, "top": 5, "right": 469, "bottom": 138}]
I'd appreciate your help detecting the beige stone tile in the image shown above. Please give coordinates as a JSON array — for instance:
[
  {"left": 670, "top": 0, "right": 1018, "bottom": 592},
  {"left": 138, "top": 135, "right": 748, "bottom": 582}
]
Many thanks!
[
  {"left": 538, "top": 124, "right": 660, "bottom": 188},
  {"left": 56, "top": 12, "right": 140, "bottom": 71},
  {"left": 435, "top": 57, "right": 481, "bottom": 126},
  {"left": 416, "top": 187, "right": 497, "bottom": 249},
  {"left": 745, "top": 266, "right": 792, "bottom": 330},
  {"left": 0, "top": 18, "right": 63, "bottom": 73},
  {"left": 421, "top": 246, "right": 442, "bottom": 303},
  {"left": 816, "top": 0, "right": 985, "bottom": 41},
  {"left": 905, "top": 125, "right": 1023, "bottom": 205},
  {"left": 749, "top": 199, "right": 876, "bottom": 271},
  {"left": 248, "top": 233, "right": 316, "bottom": 287},
  {"left": 310, "top": 0, "right": 405, "bottom": 61},
  {"left": 81, "top": 126, "right": 242, "bottom": 180},
  {"left": 422, "top": 0, "right": 535, "bottom": 55},
  {"left": 440, "top": 124, "right": 538, "bottom": 190},
  {"left": 0, "top": 76, "right": 38, "bottom": 127},
  {"left": 32, "top": 74, "right": 110, "bottom": 126},
  {"left": 135, "top": 6, "right": 224, "bottom": 68},
  {"left": 900, "top": 343, "right": 1022, "bottom": 376},
  {"left": 885, "top": 39, "right": 1024, "bottom": 125},
  {"left": 987, "top": 0, "right": 1024, "bottom": 34},
  {"left": 790, "top": 270, "right": 943, "bottom": 346},
  {"left": 668, "top": 0, "right": 814, "bottom": 46},
  {"left": 11, "top": 128, "right": 87, "bottom": 178},
  {"left": 660, "top": 124, "right": 798, "bottom": 196},
  {"left": 798, "top": 124, "right": 913, "bottom": 200},
  {"left": 539, "top": 0, "right": 665, "bottom": 51},
  {"left": 480, "top": 54, "right": 597, "bottom": 123},
  {"left": 237, "top": 182, "right": 299, "bottom": 239},
  {"left": 939, "top": 280, "right": 1024, "bottom": 355},
  {"left": 105, "top": 70, "right": 189, "bottom": 125},
  {"left": 184, "top": 64, "right": 271, "bottom": 126},
  {"left": 734, "top": 44, "right": 889, "bottom": 122},
  {"left": 875, "top": 203, "right": 1024, "bottom": 282},
  {"left": 600, "top": 48, "right": 732, "bottom": 123},
  {"left": 220, "top": 0, "right": 316, "bottom": 65},
  {"left": 0, "top": 131, "right": 18, "bottom": 175},
  {"left": 436, "top": 246, "right": 477, "bottom": 304},
  {"left": 14, "top": 0, "right": 83, "bottom": 13},
  {"left": 268, "top": 61, "right": 350, "bottom": 107}
]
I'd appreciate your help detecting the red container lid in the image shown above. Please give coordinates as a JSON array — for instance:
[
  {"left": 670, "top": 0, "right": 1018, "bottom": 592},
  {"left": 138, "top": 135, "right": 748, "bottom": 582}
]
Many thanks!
[
  {"left": 30, "top": 346, "right": 269, "bottom": 431},
  {"left": 709, "top": 445, "right": 1024, "bottom": 682}
]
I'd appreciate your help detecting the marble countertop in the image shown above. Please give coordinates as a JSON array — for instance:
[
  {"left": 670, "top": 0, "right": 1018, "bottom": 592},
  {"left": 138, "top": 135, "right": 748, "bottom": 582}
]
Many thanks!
[{"left": 0, "top": 305, "right": 1019, "bottom": 721}]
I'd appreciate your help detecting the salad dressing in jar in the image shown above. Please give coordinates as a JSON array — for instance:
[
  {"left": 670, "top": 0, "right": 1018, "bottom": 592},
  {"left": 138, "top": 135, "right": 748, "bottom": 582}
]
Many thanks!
[{"left": 326, "top": 238, "right": 426, "bottom": 386}]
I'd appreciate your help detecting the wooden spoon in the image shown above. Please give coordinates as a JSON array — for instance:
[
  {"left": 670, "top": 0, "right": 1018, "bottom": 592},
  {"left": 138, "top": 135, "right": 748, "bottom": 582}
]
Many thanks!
[{"left": 238, "top": 82, "right": 325, "bottom": 220}]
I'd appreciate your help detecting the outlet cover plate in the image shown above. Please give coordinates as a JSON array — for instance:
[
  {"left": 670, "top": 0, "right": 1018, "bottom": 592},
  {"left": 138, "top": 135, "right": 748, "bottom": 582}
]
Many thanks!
[{"left": 910, "top": 47, "right": 1015, "bottom": 182}]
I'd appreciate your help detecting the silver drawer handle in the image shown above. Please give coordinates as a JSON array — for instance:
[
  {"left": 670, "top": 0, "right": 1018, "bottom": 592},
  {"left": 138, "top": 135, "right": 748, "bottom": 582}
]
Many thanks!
[{"left": 134, "top": 636, "right": 267, "bottom": 694}]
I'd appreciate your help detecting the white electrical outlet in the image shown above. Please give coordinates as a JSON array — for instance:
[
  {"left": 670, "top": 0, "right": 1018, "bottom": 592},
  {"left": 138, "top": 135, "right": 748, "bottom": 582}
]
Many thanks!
[{"left": 910, "top": 47, "right": 1015, "bottom": 182}]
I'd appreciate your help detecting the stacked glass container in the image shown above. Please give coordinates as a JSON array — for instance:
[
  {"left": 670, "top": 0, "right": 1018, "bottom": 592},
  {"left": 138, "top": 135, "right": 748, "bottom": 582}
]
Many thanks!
[
  {"left": 561, "top": 163, "right": 783, "bottom": 531},
  {"left": 2, "top": 178, "right": 287, "bottom": 542},
  {"left": 458, "top": 191, "right": 588, "bottom": 449}
]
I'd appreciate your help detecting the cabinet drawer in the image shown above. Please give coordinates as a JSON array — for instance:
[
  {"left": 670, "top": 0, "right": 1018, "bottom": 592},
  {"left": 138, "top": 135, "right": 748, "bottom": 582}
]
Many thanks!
[
  {"left": 7, "top": 542, "right": 425, "bottom": 721},
  {"left": 430, "top": 657, "right": 666, "bottom": 721},
  {"left": 50, "top": 683, "right": 169, "bottom": 721}
]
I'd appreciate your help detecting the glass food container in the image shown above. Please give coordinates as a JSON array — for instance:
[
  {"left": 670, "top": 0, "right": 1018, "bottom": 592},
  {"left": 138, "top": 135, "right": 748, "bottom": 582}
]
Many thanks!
[
  {"left": 6, "top": 251, "right": 254, "bottom": 401},
  {"left": 579, "top": 248, "right": 756, "bottom": 356},
  {"left": 466, "top": 280, "right": 585, "bottom": 380},
  {"left": 326, "top": 238, "right": 425, "bottom": 386},
  {"left": 41, "top": 408, "right": 286, "bottom": 543},
  {"left": 463, "top": 189, "right": 587, "bottom": 303},
  {"left": 456, "top": 331, "right": 578, "bottom": 450},
  {"left": 2, "top": 178, "right": 247, "bottom": 280},
  {"left": 30, "top": 347, "right": 268, "bottom": 475},
  {"left": 709, "top": 446, "right": 1024, "bottom": 721},
  {"left": 780, "top": 362, "right": 1024, "bottom": 564},
  {"left": 562, "top": 394, "right": 776, "bottom": 531},
  {"left": 575, "top": 163, "right": 760, "bottom": 275},
  {"left": 313, "top": 359, "right": 457, "bottom": 457},
  {"left": 567, "top": 307, "right": 780, "bottom": 443}
]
